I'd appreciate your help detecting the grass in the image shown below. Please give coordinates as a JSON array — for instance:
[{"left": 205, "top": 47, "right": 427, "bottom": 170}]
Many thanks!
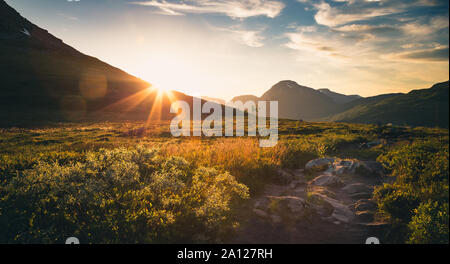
[{"left": 0, "top": 120, "right": 448, "bottom": 243}]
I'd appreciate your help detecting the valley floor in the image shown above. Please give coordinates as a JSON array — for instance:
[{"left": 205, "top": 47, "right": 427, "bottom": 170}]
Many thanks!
[{"left": 0, "top": 121, "right": 448, "bottom": 243}]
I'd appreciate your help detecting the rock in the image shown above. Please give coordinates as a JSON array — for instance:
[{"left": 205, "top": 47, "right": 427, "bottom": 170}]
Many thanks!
[
  {"left": 293, "top": 168, "right": 304, "bottom": 174},
  {"left": 325, "top": 198, "right": 354, "bottom": 223},
  {"left": 267, "top": 196, "right": 306, "bottom": 215},
  {"left": 253, "top": 208, "right": 268, "bottom": 218},
  {"left": 290, "top": 179, "right": 306, "bottom": 189},
  {"left": 309, "top": 174, "right": 344, "bottom": 188},
  {"left": 365, "top": 222, "right": 390, "bottom": 232},
  {"left": 305, "top": 157, "right": 335, "bottom": 171},
  {"left": 354, "top": 199, "right": 377, "bottom": 212},
  {"left": 308, "top": 186, "right": 336, "bottom": 199},
  {"left": 305, "top": 193, "right": 334, "bottom": 217},
  {"left": 254, "top": 198, "right": 270, "bottom": 210},
  {"left": 342, "top": 183, "right": 373, "bottom": 194},
  {"left": 271, "top": 215, "right": 282, "bottom": 224},
  {"left": 355, "top": 211, "right": 374, "bottom": 222},
  {"left": 332, "top": 207, "right": 354, "bottom": 223},
  {"left": 307, "top": 193, "right": 354, "bottom": 223},
  {"left": 360, "top": 161, "right": 385, "bottom": 178},
  {"left": 350, "top": 192, "right": 372, "bottom": 200},
  {"left": 326, "top": 159, "right": 361, "bottom": 175},
  {"left": 276, "top": 168, "right": 294, "bottom": 185}
]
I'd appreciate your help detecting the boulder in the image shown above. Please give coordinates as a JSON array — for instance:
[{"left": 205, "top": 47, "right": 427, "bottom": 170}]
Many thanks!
[
  {"left": 360, "top": 161, "right": 385, "bottom": 178},
  {"left": 307, "top": 193, "right": 354, "bottom": 223},
  {"left": 309, "top": 174, "right": 344, "bottom": 188},
  {"left": 276, "top": 168, "right": 295, "bottom": 185},
  {"left": 332, "top": 205, "right": 355, "bottom": 224},
  {"left": 354, "top": 199, "right": 377, "bottom": 212},
  {"left": 308, "top": 186, "right": 336, "bottom": 199},
  {"left": 271, "top": 215, "right": 282, "bottom": 224},
  {"left": 253, "top": 208, "right": 268, "bottom": 218},
  {"left": 322, "top": 195, "right": 354, "bottom": 223},
  {"left": 267, "top": 196, "right": 306, "bottom": 215},
  {"left": 305, "top": 157, "right": 335, "bottom": 171},
  {"left": 254, "top": 198, "right": 270, "bottom": 210},
  {"left": 365, "top": 222, "right": 390, "bottom": 236},
  {"left": 326, "top": 159, "right": 360, "bottom": 175},
  {"left": 305, "top": 193, "right": 334, "bottom": 217},
  {"left": 290, "top": 179, "right": 306, "bottom": 189},
  {"left": 355, "top": 211, "right": 374, "bottom": 222},
  {"left": 342, "top": 183, "right": 373, "bottom": 194},
  {"left": 350, "top": 192, "right": 372, "bottom": 200}
]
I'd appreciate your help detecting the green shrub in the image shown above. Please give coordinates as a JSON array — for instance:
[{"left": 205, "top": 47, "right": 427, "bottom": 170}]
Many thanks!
[
  {"left": 0, "top": 145, "right": 248, "bottom": 243},
  {"left": 408, "top": 201, "right": 449, "bottom": 244},
  {"left": 375, "top": 139, "right": 449, "bottom": 243}
]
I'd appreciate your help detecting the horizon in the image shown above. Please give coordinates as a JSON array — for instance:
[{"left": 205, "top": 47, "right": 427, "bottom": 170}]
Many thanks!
[{"left": 5, "top": 0, "right": 449, "bottom": 101}]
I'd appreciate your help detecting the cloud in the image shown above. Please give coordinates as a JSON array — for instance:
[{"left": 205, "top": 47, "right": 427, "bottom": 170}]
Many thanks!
[
  {"left": 214, "top": 26, "right": 266, "bottom": 47},
  {"left": 234, "top": 29, "right": 265, "bottom": 47},
  {"left": 131, "top": 0, "right": 285, "bottom": 19},
  {"left": 313, "top": 2, "right": 400, "bottom": 27},
  {"left": 311, "top": 0, "right": 443, "bottom": 28},
  {"left": 284, "top": 30, "right": 353, "bottom": 59},
  {"left": 286, "top": 0, "right": 448, "bottom": 58},
  {"left": 401, "top": 16, "right": 449, "bottom": 36},
  {"left": 387, "top": 46, "right": 449, "bottom": 62}
]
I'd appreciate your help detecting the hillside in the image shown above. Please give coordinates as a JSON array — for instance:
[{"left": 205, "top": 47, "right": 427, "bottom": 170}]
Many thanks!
[
  {"left": 232, "top": 95, "right": 259, "bottom": 103},
  {"left": 233, "top": 79, "right": 449, "bottom": 128},
  {"left": 318, "top": 88, "right": 361, "bottom": 104},
  {"left": 252, "top": 80, "right": 340, "bottom": 120},
  {"left": 0, "top": 0, "right": 198, "bottom": 126},
  {"left": 327, "top": 81, "right": 449, "bottom": 128}
]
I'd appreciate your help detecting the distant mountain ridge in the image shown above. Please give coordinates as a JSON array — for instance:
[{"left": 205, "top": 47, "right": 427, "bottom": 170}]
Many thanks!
[
  {"left": 326, "top": 81, "right": 449, "bottom": 128},
  {"left": 317, "top": 88, "right": 362, "bottom": 104},
  {"left": 233, "top": 80, "right": 449, "bottom": 128}
]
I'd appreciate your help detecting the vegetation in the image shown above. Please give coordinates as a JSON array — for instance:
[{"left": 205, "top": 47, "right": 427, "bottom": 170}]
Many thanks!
[
  {"left": 374, "top": 139, "right": 449, "bottom": 243},
  {"left": 327, "top": 81, "right": 449, "bottom": 128},
  {"left": 0, "top": 120, "right": 448, "bottom": 243}
]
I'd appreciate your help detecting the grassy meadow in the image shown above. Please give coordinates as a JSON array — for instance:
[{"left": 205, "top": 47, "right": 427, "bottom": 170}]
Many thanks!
[{"left": 0, "top": 120, "right": 448, "bottom": 243}]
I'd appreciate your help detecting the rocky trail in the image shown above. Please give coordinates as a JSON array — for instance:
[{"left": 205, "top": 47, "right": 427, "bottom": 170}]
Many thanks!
[{"left": 232, "top": 157, "right": 390, "bottom": 244}]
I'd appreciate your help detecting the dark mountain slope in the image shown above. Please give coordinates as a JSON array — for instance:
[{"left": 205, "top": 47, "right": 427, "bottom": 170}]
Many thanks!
[
  {"left": 0, "top": 0, "right": 199, "bottom": 126},
  {"left": 258, "top": 80, "right": 339, "bottom": 120},
  {"left": 231, "top": 95, "right": 259, "bottom": 103},
  {"left": 326, "top": 81, "right": 449, "bottom": 127},
  {"left": 317, "top": 88, "right": 362, "bottom": 104}
]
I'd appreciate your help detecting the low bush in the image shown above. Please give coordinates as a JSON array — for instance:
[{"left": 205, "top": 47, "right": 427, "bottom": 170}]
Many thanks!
[{"left": 0, "top": 145, "right": 249, "bottom": 243}]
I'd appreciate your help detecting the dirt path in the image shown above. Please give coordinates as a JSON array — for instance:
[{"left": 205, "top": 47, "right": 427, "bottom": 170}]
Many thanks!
[{"left": 231, "top": 159, "right": 388, "bottom": 244}]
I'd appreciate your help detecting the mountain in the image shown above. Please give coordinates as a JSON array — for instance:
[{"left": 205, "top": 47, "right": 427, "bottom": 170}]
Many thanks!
[
  {"left": 231, "top": 81, "right": 340, "bottom": 120},
  {"left": 201, "top": 96, "right": 226, "bottom": 105},
  {"left": 233, "top": 80, "right": 449, "bottom": 128},
  {"left": 259, "top": 81, "right": 340, "bottom": 120},
  {"left": 0, "top": 0, "right": 198, "bottom": 126},
  {"left": 231, "top": 95, "right": 259, "bottom": 103},
  {"left": 317, "top": 88, "right": 362, "bottom": 104},
  {"left": 326, "top": 81, "right": 449, "bottom": 128}
]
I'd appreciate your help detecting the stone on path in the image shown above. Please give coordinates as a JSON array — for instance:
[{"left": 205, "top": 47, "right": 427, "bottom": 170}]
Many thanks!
[
  {"left": 342, "top": 183, "right": 373, "bottom": 194},
  {"left": 305, "top": 157, "right": 335, "bottom": 171},
  {"left": 309, "top": 174, "right": 344, "bottom": 188}
]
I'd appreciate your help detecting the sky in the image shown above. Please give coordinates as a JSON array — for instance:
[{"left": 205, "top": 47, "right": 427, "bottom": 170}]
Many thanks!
[{"left": 5, "top": 0, "right": 450, "bottom": 100}]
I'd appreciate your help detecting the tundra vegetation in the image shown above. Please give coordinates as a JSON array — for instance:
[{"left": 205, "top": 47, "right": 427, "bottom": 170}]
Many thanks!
[{"left": 0, "top": 120, "right": 448, "bottom": 243}]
